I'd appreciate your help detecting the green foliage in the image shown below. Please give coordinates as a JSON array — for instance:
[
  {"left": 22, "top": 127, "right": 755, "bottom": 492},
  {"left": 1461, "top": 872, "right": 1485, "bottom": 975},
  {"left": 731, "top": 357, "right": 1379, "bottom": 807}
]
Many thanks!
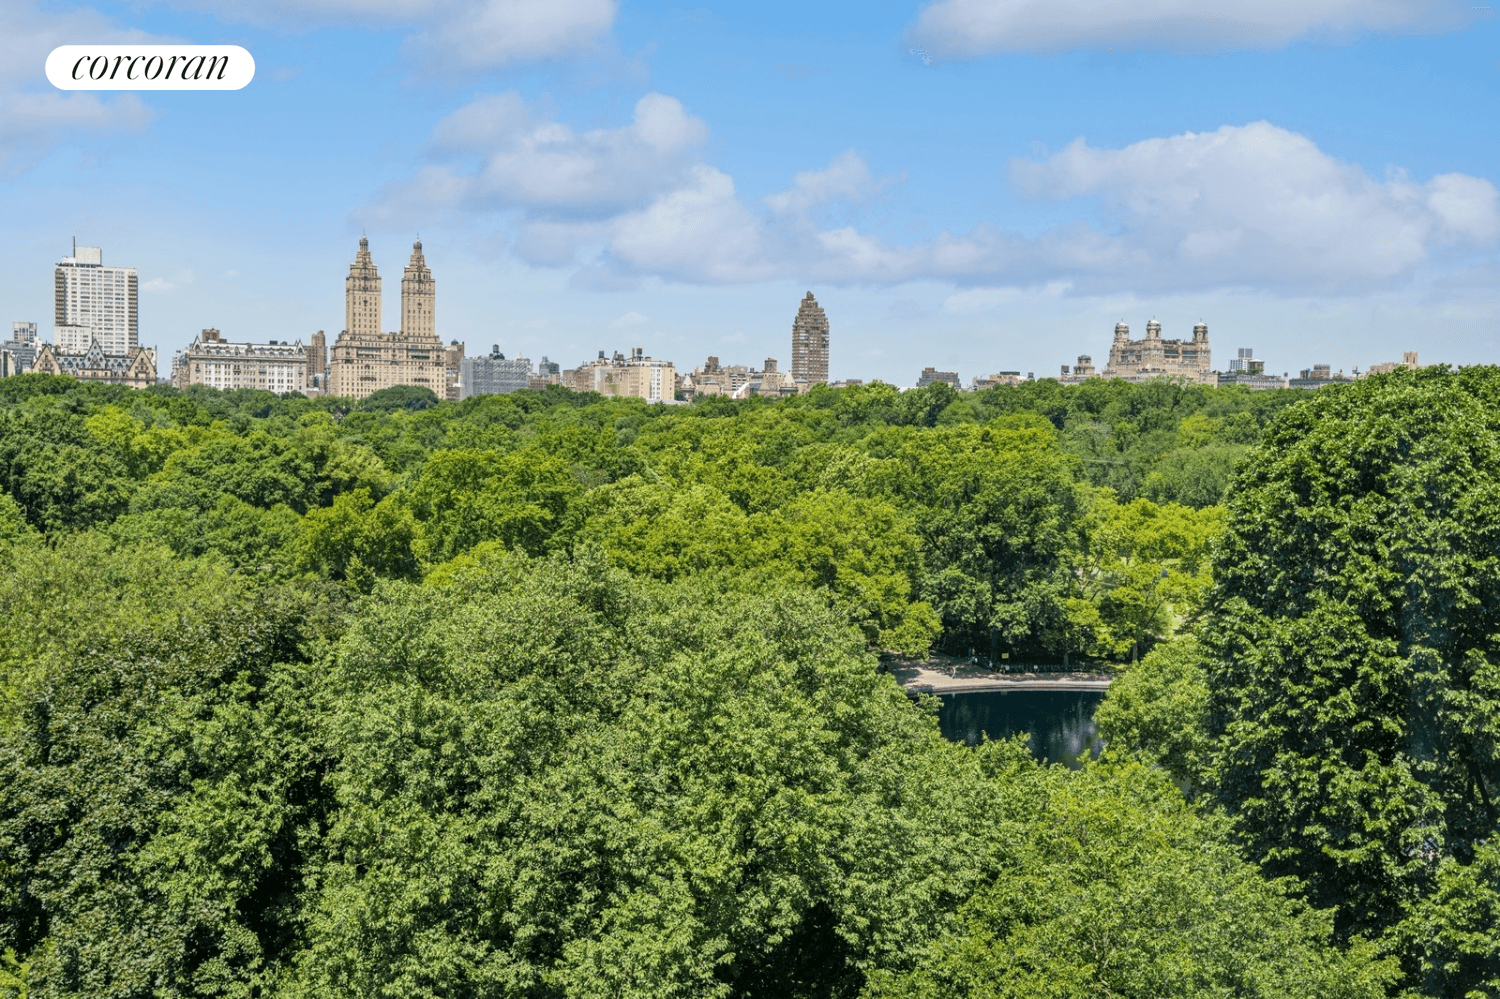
[
  {"left": 580, "top": 479, "right": 940, "bottom": 654},
  {"left": 4, "top": 371, "right": 1494, "bottom": 996},
  {"left": 354, "top": 384, "right": 441, "bottom": 413},
  {"left": 1201, "top": 367, "right": 1500, "bottom": 991},
  {"left": 0, "top": 539, "right": 334, "bottom": 998},
  {"left": 1093, "top": 637, "right": 1211, "bottom": 789},
  {"left": 1066, "top": 494, "right": 1224, "bottom": 659},
  {"left": 863, "top": 760, "right": 1397, "bottom": 999},
  {"left": 296, "top": 488, "right": 421, "bottom": 589},
  {"left": 866, "top": 419, "right": 1082, "bottom": 658},
  {"left": 405, "top": 448, "right": 581, "bottom": 562}
]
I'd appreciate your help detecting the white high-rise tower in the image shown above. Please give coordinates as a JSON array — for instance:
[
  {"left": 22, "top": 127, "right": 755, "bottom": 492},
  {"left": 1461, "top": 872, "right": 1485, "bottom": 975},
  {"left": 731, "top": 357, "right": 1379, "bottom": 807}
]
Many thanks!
[{"left": 54, "top": 243, "right": 138, "bottom": 354}]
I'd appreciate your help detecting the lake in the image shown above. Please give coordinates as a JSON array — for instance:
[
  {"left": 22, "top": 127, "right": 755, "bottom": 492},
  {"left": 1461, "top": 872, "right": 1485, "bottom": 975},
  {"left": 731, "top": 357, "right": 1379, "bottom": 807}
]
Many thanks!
[{"left": 936, "top": 687, "right": 1106, "bottom": 767}]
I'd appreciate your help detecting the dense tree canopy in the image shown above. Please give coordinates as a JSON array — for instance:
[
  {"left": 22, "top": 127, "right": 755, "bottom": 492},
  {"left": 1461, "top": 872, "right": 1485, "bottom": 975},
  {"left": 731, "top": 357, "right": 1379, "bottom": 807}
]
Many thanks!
[{"left": 0, "top": 370, "right": 1489, "bottom": 997}]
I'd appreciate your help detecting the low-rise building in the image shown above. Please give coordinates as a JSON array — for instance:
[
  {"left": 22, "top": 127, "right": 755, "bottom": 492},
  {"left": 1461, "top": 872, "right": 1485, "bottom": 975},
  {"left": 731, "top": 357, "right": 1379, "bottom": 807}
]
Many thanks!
[
  {"left": 917, "top": 366, "right": 961, "bottom": 389},
  {"left": 732, "top": 357, "right": 800, "bottom": 399},
  {"left": 33, "top": 336, "right": 156, "bottom": 389},
  {"left": 564, "top": 348, "right": 676, "bottom": 403},
  {"left": 1057, "top": 355, "right": 1100, "bottom": 385},
  {"left": 1212, "top": 347, "right": 1289, "bottom": 389},
  {"left": 171, "top": 328, "right": 310, "bottom": 394},
  {"left": 972, "top": 371, "right": 1025, "bottom": 390},
  {"left": 459, "top": 348, "right": 533, "bottom": 398}
]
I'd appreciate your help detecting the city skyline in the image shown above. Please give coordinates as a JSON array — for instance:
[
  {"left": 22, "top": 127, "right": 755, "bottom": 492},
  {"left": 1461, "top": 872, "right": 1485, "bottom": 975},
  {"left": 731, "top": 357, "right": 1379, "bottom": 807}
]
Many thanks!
[
  {"left": 5, "top": 236, "right": 1444, "bottom": 388},
  {"left": 1, "top": 1, "right": 1497, "bottom": 384}
]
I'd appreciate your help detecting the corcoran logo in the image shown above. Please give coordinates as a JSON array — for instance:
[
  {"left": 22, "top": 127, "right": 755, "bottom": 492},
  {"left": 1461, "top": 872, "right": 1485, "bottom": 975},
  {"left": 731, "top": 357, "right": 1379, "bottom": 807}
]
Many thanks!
[{"left": 46, "top": 45, "right": 254, "bottom": 90}]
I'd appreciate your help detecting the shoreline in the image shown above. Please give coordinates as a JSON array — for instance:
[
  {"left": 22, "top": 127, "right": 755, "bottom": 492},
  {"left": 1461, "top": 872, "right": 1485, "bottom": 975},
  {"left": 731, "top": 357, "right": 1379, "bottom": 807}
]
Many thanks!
[{"left": 881, "top": 651, "right": 1113, "bottom": 696}]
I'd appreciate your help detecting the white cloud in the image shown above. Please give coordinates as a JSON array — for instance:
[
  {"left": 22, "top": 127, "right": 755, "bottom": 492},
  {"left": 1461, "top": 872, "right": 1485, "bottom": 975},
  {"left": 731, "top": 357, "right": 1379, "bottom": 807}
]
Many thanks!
[
  {"left": 1009, "top": 121, "right": 1500, "bottom": 292},
  {"left": 368, "top": 97, "right": 1499, "bottom": 297},
  {"left": 610, "top": 310, "right": 647, "bottom": 327},
  {"left": 909, "top": 0, "right": 1475, "bottom": 56},
  {"left": 593, "top": 122, "right": 1498, "bottom": 292},
  {"left": 364, "top": 91, "right": 708, "bottom": 239},
  {"left": 164, "top": 0, "right": 615, "bottom": 69},
  {"left": 764, "top": 150, "right": 894, "bottom": 215},
  {"left": 0, "top": 3, "right": 162, "bottom": 173},
  {"left": 142, "top": 270, "right": 196, "bottom": 292}
]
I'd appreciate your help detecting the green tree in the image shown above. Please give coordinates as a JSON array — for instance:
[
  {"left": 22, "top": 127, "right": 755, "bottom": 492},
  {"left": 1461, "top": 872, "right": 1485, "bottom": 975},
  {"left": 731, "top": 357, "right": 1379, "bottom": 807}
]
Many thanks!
[
  {"left": 1066, "top": 493, "right": 1224, "bottom": 660},
  {"left": 405, "top": 448, "right": 582, "bottom": 562},
  {"left": 0, "top": 539, "right": 332, "bottom": 998},
  {"left": 1201, "top": 367, "right": 1500, "bottom": 989},
  {"left": 1093, "top": 637, "right": 1211, "bottom": 789},
  {"left": 863, "top": 760, "right": 1397, "bottom": 999},
  {"left": 295, "top": 487, "right": 422, "bottom": 589}
]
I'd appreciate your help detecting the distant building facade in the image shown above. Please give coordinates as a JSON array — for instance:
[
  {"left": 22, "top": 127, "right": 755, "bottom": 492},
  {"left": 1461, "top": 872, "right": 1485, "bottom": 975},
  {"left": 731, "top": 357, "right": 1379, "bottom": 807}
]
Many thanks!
[
  {"left": 444, "top": 340, "right": 465, "bottom": 402},
  {"left": 680, "top": 355, "right": 750, "bottom": 398},
  {"left": 972, "top": 371, "right": 1026, "bottom": 390},
  {"left": 734, "top": 357, "right": 799, "bottom": 399},
  {"left": 1365, "top": 351, "right": 1421, "bottom": 377},
  {"left": 1103, "top": 321, "right": 1212, "bottom": 383},
  {"left": 1, "top": 322, "right": 40, "bottom": 375},
  {"left": 171, "top": 328, "right": 309, "bottom": 393},
  {"left": 791, "top": 291, "right": 829, "bottom": 386},
  {"left": 327, "top": 239, "right": 448, "bottom": 399},
  {"left": 1289, "top": 363, "right": 1355, "bottom": 390},
  {"left": 307, "top": 330, "right": 328, "bottom": 391},
  {"left": 917, "top": 366, "right": 961, "bottom": 389},
  {"left": 529, "top": 356, "right": 562, "bottom": 390},
  {"left": 564, "top": 348, "right": 676, "bottom": 402},
  {"left": 459, "top": 348, "right": 533, "bottom": 398},
  {"left": 55, "top": 244, "right": 138, "bottom": 355},
  {"left": 1213, "top": 347, "right": 1288, "bottom": 390},
  {"left": 33, "top": 337, "right": 155, "bottom": 389},
  {"left": 1057, "top": 355, "right": 1099, "bottom": 384}
]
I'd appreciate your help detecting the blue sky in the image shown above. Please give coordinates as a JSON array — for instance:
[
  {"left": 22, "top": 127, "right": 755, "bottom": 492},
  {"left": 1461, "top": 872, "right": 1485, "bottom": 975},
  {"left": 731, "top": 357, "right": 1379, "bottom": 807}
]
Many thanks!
[{"left": 3, "top": 0, "right": 1499, "bottom": 384}]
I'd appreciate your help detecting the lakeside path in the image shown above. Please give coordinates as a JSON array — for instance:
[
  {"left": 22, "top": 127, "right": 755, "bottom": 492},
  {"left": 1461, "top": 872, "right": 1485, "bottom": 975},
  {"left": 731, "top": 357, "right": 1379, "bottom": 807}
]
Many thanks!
[{"left": 882, "top": 651, "right": 1113, "bottom": 695}]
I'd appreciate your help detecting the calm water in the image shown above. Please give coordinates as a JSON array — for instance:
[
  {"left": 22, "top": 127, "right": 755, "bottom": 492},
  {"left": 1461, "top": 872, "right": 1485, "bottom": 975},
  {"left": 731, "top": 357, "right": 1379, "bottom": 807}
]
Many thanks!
[{"left": 937, "top": 689, "right": 1106, "bottom": 767}]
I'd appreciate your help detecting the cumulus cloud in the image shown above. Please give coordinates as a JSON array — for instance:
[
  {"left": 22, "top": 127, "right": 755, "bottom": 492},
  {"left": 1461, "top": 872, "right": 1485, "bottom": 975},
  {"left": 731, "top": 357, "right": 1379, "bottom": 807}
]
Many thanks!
[
  {"left": 164, "top": 0, "right": 615, "bottom": 68},
  {"left": 366, "top": 96, "right": 1498, "bottom": 296},
  {"left": 0, "top": 3, "right": 162, "bottom": 173},
  {"left": 764, "top": 150, "right": 895, "bottom": 215},
  {"left": 909, "top": 0, "right": 1474, "bottom": 56},
  {"left": 1009, "top": 121, "right": 1500, "bottom": 292},
  {"left": 365, "top": 91, "right": 707, "bottom": 236}
]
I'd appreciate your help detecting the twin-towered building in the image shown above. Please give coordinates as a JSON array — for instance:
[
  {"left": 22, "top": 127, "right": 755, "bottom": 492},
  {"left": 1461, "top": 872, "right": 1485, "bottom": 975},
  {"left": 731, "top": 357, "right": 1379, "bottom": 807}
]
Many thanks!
[{"left": 325, "top": 238, "right": 449, "bottom": 399}]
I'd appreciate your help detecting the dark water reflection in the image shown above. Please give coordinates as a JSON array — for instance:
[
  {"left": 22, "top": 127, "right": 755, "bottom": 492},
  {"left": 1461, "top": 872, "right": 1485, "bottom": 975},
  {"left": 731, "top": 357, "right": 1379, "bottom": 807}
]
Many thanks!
[{"left": 937, "top": 689, "right": 1106, "bottom": 767}]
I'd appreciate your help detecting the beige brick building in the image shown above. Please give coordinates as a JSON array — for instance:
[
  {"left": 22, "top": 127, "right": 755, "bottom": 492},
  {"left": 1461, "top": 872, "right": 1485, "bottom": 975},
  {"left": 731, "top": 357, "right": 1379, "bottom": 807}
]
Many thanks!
[
  {"left": 1102, "top": 321, "right": 1212, "bottom": 383},
  {"left": 171, "top": 328, "right": 309, "bottom": 393},
  {"left": 327, "top": 240, "right": 448, "bottom": 400},
  {"left": 563, "top": 348, "right": 676, "bottom": 402}
]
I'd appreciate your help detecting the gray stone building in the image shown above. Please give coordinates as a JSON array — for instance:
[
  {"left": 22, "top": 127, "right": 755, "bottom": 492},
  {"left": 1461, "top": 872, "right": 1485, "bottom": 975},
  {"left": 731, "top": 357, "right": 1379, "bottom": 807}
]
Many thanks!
[
  {"left": 1, "top": 322, "right": 40, "bottom": 375},
  {"left": 460, "top": 348, "right": 533, "bottom": 398}
]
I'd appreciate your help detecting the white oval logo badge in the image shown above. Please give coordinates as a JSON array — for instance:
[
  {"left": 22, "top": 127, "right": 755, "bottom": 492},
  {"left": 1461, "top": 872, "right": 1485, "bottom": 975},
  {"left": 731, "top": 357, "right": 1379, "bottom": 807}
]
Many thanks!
[{"left": 46, "top": 45, "right": 255, "bottom": 90}]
